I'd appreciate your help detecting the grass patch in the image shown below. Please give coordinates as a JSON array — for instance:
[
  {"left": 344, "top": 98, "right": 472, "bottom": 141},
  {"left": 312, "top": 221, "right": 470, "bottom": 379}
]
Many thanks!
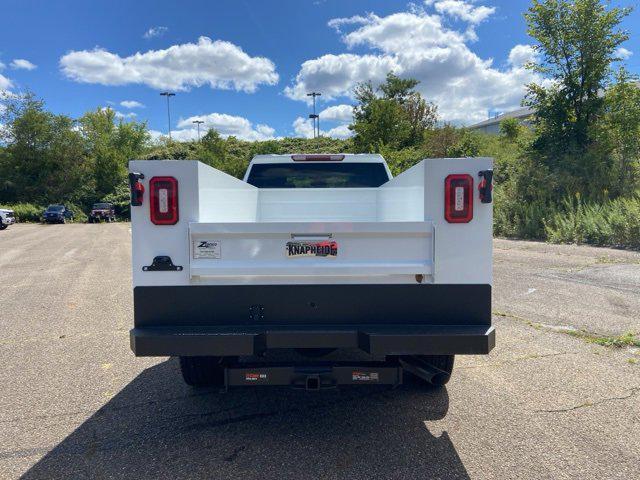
[
  {"left": 595, "top": 255, "right": 640, "bottom": 265},
  {"left": 495, "top": 310, "right": 640, "bottom": 349},
  {"left": 563, "top": 329, "right": 640, "bottom": 348}
]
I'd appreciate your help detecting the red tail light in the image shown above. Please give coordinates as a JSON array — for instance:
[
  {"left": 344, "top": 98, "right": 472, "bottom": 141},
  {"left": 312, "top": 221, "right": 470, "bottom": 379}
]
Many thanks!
[
  {"left": 291, "top": 154, "right": 345, "bottom": 161},
  {"left": 444, "top": 174, "right": 473, "bottom": 223},
  {"left": 149, "top": 176, "right": 179, "bottom": 225}
]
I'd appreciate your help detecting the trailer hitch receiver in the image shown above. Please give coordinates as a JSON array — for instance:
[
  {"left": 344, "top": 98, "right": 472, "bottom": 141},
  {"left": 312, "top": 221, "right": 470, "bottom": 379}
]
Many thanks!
[{"left": 305, "top": 375, "right": 321, "bottom": 391}]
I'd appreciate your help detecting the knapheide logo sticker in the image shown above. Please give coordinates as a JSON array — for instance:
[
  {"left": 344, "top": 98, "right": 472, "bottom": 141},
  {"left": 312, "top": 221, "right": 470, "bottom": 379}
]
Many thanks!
[{"left": 286, "top": 240, "right": 338, "bottom": 258}]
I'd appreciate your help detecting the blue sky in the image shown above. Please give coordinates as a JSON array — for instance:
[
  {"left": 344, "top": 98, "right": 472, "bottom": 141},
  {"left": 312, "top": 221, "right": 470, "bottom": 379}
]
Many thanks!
[{"left": 1, "top": 0, "right": 638, "bottom": 141}]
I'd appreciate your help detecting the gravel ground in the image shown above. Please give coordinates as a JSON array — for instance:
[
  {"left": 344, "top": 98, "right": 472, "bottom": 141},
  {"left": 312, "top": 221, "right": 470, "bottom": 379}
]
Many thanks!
[{"left": 0, "top": 224, "right": 638, "bottom": 480}]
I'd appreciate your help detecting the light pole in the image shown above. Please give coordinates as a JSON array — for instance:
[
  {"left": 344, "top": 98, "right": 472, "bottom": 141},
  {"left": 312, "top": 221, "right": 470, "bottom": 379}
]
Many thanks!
[
  {"left": 160, "top": 92, "right": 176, "bottom": 140},
  {"left": 308, "top": 114, "right": 318, "bottom": 138},
  {"left": 306, "top": 92, "right": 321, "bottom": 138},
  {"left": 192, "top": 120, "right": 204, "bottom": 142}
]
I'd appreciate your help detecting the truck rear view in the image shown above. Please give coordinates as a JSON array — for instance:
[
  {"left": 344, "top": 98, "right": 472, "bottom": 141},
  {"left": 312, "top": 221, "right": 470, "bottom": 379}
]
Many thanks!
[{"left": 129, "top": 154, "right": 494, "bottom": 390}]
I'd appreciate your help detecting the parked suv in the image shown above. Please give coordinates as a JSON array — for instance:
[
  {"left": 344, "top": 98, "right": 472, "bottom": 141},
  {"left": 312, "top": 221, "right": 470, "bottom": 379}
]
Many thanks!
[
  {"left": 0, "top": 208, "right": 15, "bottom": 230},
  {"left": 88, "top": 202, "right": 116, "bottom": 223},
  {"left": 43, "top": 205, "right": 73, "bottom": 224}
]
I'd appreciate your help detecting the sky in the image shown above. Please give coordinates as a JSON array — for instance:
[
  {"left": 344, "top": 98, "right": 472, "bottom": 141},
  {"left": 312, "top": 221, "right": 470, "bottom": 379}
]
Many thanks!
[{"left": 0, "top": 0, "right": 638, "bottom": 141}]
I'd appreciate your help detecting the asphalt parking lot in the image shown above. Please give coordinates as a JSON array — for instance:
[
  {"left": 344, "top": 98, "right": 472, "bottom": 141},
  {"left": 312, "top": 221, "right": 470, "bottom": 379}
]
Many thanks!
[{"left": 1, "top": 223, "right": 639, "bottom": 479}]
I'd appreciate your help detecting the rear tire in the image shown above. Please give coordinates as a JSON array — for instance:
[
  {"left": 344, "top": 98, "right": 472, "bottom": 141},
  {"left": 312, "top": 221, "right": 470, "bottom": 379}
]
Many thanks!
[
  {"left": 179, "top": 356, "right": 230, "bottom": 387},
  {"left": 0, "top": 224, "right": 7, "bottom": 230}
]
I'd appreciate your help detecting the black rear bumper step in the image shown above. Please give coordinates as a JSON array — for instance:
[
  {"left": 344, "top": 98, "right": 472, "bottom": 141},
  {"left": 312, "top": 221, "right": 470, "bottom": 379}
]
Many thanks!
[{"left": 130, "top": 325, "right": 495, "bottom": 357}]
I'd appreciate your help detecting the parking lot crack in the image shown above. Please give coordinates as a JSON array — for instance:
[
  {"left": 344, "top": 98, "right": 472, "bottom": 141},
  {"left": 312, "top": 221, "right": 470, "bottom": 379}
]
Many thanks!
[
  {"left": 534, "top": 386, "right": 640, "bottom": 414},
  {"left": 458, "top": 351, "right": 577, "bottom": 370}
]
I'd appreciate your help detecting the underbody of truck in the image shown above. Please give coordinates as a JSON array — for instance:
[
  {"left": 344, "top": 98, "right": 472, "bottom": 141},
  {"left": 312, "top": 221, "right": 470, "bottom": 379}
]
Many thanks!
[{"left": 129, "top": 154, "right": 494, "bottom": 390}]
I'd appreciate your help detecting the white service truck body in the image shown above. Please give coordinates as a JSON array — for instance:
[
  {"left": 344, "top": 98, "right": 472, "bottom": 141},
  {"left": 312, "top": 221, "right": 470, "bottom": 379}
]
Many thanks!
[{"left": 129, "top": 154, "right": 494, "bottom": 388}]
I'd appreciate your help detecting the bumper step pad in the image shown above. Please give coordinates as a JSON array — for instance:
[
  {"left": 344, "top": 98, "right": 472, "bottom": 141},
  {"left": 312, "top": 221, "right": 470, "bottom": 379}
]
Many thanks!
[{"left": 131, "top": 325, "right": 495, "bottom": 357}]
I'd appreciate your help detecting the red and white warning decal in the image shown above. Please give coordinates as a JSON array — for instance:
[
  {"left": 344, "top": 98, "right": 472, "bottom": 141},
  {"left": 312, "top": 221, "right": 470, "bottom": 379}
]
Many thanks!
[
  {"left": 352, "top": 371, "right": 379, "bottom": 382},
  {"left": 245, "top": 372, "right": 267, "bottom": 382}
]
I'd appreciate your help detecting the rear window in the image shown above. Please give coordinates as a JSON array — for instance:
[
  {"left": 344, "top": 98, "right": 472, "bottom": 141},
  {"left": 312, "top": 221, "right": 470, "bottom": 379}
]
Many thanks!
[
  {"left": 246, "top": 163, "right": 389, "bottom": 188},
  {"left": 93, "top": 203, "right": 110, "bottom": 209}
]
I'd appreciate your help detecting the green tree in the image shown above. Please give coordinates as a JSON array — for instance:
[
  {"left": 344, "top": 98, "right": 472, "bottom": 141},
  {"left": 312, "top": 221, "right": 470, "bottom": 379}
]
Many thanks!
[
  {"left": 598, "top": 69, "right": 640, "bottom": 195},
  {"left": 423, "top": 125, "right": 480, "bottom": 158},
  {"left": 80, "top": 107, "right": 148, "bottom": 198},
  {"left": 0, "top": 93, "right": 90, "bottom": 204},
  {"left": 197, "top": 129, "right": 227, "bottom": 168},
  {"left": 499, "top": 118, "right": 522, "bottom": 141},
  {"left": 524, "top": 0, "right": 631, "bottom": 195},
  {"left": 351, "top": 73, "right": 438, "bottom": 152}
]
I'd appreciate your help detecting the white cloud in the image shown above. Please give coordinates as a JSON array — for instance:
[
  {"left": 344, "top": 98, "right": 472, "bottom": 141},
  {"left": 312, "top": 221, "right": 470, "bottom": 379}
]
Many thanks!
[
  {"left": 60, "top": 36, "right": 279, "bottom": 93},
  {"left": 120, "top": 100, "right": 145, "bottom": 109},
  {"left": 10, "top": 59, "right": 37, "bottom": 70},
  {"left": 148, "top": 129, "right": 164, "bottom": 141},
  {"left": 615, "top": 47, "right": 633, "bottom": 60},
  {"left": 507, "top": 44, "right": 538, "bottom": 68},
  {"left": 325, "top": 124, "right": 353, "bottom": 139},
  {"left": 0, "top": 63, "right": 14, "bottom": 98},
  {"left": 116, "top": 111, "right": 137, "bottom": 119},
  {"left": 292, "top": 117, "right": 315, "bottom": 138},
  {"left": 328, "top": 14, "right": 373, "bottom": 33},
  {"left": 292, "top": 116, "right": 353, "bottom": 139},
  {"left": 286, "top": 5, "right": 541, "bottom": 124},
  {"left": 431, "top": 0, "right": 495, "bottom": 25},
  {"left": 319, "top": 104, "right": 354, "bottom": 123},
  {"left": 143, "top": 26, "right": 168, "bottom": 39},
  {"left": 0, "top": 73, "right": 12, "bottom": 92},
  {"left": 284, "top": 54, "right": 399, "bottom": 103},
  {"left": 101, "top": 106, "right": 137, "bottom": 119},
  {"left": 340, "top": 12, "right": 464, "bottom": 52},
  {"left": 173, "top": 112, "right": 277, "bottom": 141}
]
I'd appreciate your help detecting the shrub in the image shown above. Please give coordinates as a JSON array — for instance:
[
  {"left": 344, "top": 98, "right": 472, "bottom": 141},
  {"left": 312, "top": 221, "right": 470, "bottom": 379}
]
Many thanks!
[
  {"left": 545, "top": 195, "right": 640, "bottom": 248},
  {"left": 102, "top": 181, "right": 131, "bottom": 219},
  {"left": 66, "top": 204, "right": 88, "bottom": 223},
  {"left": 0, "top": 203, "right": 43, "bottom": 222}
]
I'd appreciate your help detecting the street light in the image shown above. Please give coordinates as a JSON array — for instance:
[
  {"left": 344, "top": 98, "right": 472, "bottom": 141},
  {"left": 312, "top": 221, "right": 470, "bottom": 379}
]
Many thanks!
[
  {"left": 160, "top": 92, "right": 176, "bottom": 140},
  {"left": 192, "top": 120, "right": 204, "bottom": 142},
  {"left": 306, "top": 92, "right": 321, "bottom": 138},
  {"left": 308, "top": 114, "right": 319, "bottom": 139}
]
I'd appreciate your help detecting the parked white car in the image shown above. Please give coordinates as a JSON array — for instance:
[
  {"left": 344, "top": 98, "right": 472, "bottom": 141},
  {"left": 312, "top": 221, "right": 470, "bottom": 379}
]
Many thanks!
[{"left": 0, "top": 208, "right": 16, "bottom": 230}]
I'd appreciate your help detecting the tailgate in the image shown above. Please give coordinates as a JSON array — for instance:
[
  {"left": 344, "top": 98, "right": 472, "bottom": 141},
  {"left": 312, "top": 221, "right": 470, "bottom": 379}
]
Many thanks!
[{"left": 189, "top": 222, "right": 434, "bottom": 279}]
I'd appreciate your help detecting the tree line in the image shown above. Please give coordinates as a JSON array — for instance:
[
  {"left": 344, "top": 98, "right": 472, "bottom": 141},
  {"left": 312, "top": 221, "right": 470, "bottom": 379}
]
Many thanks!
[{"left": 1, "top": 0, "right": 639, "bottom": 246}]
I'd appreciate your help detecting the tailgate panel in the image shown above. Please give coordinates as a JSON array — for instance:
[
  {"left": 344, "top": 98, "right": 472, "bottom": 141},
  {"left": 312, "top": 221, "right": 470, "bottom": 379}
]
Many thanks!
[{"left": 189, "top": 222, "right": 434, "bottom": 279}]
